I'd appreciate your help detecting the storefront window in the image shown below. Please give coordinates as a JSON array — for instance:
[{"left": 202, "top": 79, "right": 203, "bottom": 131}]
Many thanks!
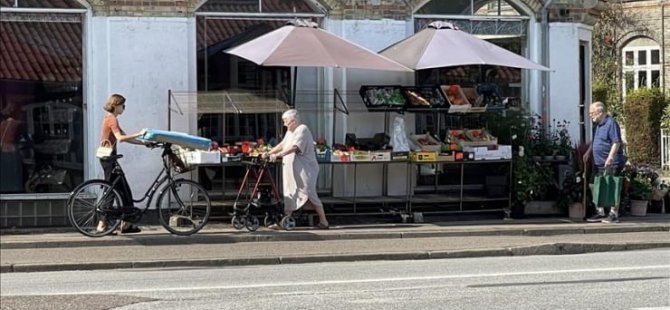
[
  {"left": 0, "top": 9, "right": 84, "bottom": 194},
  {"left": 195, "top": 1, "right": 321, "bottom": 191}
]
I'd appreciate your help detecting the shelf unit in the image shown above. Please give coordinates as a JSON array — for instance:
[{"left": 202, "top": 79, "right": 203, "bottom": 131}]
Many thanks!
[
  {"left": 408, "top": 159, "right": 512, "bottom": 214},
  {"left": 317, "top": 160, "right": 411, "bottom": 215}
]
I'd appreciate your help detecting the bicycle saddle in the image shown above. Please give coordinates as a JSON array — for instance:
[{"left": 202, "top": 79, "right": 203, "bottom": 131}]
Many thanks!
[{"left": 105, "top": 154, "right": 124, "bottom": 161}]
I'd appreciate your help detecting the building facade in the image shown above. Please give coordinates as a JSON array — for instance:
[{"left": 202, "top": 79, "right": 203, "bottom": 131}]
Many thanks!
[
  {"left": 616, "top": 0, "right": 668, "bottom": 97},
  {"left": 0, "top": 0, "right": 604, "bottom": 227}
]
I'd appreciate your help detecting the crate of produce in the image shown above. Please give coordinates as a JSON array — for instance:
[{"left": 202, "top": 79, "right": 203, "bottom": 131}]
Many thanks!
[
  {"left": 391, "top": 151, "right": 409, "bottom": 161},
  {"left": 440, "top": 84, "right": 472, "bottom": 113},
  {"left": 448, "top": 129, "right": 498, "bottom": 147},
  {"left": 315, "top": 149, "right": 331, "bottom": 162},
  {"left": 410, "top": 151, "right": 437, "bottom": 162},
  {"left": 331, "top": 150, "right": 351, "bottom": 162},
  {"left": 351, "top": 151, "right": 372, "bottom": 161},
  {"left": 370, "top": 151, "right": 391, "bottom": 161},
  {"left": 437, "top": 153, "right": 455, "bottom": 162},
  {"left": 404, "top": 86, "right": 446, "bottom": 108},
  {"left": 359, "top": 85, "right": 408, "bottom": 111},
  {"left": 410, "top": 134, "right": 442, "bottom": 152}
]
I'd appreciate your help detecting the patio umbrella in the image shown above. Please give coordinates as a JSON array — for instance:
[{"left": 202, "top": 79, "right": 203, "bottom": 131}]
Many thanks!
[
  {"left": 224, "top": 20, "right": 412, "bottom": 72},
  {"left": 380, "top": 21, "right": 550, "bottom": 71}
]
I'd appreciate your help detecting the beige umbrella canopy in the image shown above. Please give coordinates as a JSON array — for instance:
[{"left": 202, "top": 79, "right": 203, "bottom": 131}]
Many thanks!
[
  {"left": 380, "top": 21, "right": 549, "bottom": 71},
  {"left": 224, "top": 20, "right": 411, "bottom": 72}
]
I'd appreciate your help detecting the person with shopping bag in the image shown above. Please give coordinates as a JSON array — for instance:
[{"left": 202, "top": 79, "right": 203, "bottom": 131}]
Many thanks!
[{"left": 583, "top": 101, "right": 627, "bottom": 223}]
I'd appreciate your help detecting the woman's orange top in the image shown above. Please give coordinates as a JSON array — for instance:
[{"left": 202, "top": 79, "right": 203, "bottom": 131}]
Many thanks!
[{"left": 100, "top": 114, "right": 123, "bottom": 148}]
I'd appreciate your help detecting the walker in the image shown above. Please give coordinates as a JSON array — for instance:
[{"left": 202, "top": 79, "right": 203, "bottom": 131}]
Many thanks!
[{"left": 232, "top": 156, "right": 297, "bottom": 231}]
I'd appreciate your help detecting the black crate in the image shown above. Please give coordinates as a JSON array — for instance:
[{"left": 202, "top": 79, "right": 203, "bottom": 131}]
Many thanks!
[
  {"left": 359, "top": 85, "right": 408, "bottom": 111},
  {"left": 404, "top": 86, "right": 446, "bottom": 108}
]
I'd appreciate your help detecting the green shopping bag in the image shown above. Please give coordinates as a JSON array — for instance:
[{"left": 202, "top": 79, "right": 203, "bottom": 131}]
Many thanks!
[{"left": 591, "top": 174, "right": 623, "bottom": 207}]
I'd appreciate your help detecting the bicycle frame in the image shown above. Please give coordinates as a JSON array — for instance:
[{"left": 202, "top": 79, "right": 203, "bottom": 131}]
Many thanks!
[{"left": 104, "top": 144, "right": 183, "bottom": 216}]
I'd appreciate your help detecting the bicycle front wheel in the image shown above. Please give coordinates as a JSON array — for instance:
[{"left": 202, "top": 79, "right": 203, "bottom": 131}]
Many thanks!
[
  {"left": 67, "top": 180, "right": 123, "bottom": 237},
  {"left": 156, "top": 179, "right": 211, "bottom": 235}
]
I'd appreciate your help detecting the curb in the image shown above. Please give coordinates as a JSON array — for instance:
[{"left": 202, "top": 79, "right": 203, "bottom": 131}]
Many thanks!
[
  {"left": 2, "top": 242, "right": 668, "bottom": 273},
  {"left": 2, "top": 225, "right": 669, "bottom": 250}
]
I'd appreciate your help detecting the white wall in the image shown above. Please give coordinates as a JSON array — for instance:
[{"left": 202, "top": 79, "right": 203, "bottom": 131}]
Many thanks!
[
  {"left": 86, "top": 17, "right": 197, "bottom": 205},
  {"left": 548, "top": 23, "right": 592, "bottom": 145}
]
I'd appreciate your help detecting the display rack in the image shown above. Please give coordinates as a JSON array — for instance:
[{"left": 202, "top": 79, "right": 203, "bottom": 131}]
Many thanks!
[{"left": 165, "top": 88, "right": 512, "bottom": 220}]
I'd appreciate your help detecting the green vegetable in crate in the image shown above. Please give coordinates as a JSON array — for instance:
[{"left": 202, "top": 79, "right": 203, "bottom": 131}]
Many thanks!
[{"left": 388, "top": 89, "right": 405, "bottom": 105}]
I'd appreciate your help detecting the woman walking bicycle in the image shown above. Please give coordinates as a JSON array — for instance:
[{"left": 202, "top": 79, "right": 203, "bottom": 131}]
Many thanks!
[
  {"left": 67, "top": 94, "right": 212, "bottom": 237},
  {"left": 97, "top": 94, "right": 148, "bottom": 233}
]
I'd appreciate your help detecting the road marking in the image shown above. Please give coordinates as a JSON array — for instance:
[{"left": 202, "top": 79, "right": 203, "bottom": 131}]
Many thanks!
[{"left": 4, "top": 264, "right": 669, "bottom": 296}]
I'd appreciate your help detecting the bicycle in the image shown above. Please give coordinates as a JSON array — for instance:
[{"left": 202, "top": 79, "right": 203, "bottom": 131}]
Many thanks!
[{"left": 66, "top": 143, "right": 211, "bottom": 237}]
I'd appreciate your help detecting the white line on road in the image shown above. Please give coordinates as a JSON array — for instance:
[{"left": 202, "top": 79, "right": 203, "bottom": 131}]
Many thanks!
[{"left": 5, "top": 264, "right": 670, "bottom": 296}]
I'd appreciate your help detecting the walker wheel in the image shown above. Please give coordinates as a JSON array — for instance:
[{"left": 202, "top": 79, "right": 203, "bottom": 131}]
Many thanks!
[
  {"left": 231, "top": 216, "right": 245, "bottom": 230},
  {"left": 245, "top": 215, "right": 260, "bottom": 232},
  {"left": 281, "top": 215, "right": 296, "bottom": 231},
  {"left": 263, "top": 214, "right": 276, "bottom": 227}
]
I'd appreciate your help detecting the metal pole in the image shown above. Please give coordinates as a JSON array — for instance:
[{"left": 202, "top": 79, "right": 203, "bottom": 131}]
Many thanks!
[{"left": 168, "top": 89, "right": 172, "bottom": 131}]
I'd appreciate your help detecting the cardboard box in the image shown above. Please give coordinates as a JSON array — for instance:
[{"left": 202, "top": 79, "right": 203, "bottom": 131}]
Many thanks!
[
  {"left": 185, "top": 151, "right": 221, "bottom": 164},
  {"left": 463, "top": 145, "right": 512, "bottom": 160},
  {"left": 410, "top": 151, "right": 437, "bottom": 162}
]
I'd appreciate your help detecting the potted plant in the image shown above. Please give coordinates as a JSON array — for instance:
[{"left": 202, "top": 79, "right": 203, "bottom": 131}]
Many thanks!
[
  {"left": 624, "top": 164, "right": 662, "bottom": 216},
  {"left": 628, "top": 175, "right": 652, "bottom": 216},
  {"left": 511, "top": 151, "right": 554, "bottom": 217}
]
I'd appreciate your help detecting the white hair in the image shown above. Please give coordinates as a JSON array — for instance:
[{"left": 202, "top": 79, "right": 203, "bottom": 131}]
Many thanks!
[
  {"left": 591, "top": 101, "right": 607, "bottom": 113},
  {"left": 282, "top": 109, "right": 299, "bottom": 122}
]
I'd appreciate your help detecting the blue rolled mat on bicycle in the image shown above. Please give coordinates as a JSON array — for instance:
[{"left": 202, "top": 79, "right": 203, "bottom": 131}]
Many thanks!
[{"left": 142, "top": 129, "right": 211, "bottom": 150}]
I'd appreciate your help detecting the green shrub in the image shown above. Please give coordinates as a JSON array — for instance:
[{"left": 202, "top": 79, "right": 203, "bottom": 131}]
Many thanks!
[
  {"left": 592, "top": 82, "right": 608, "bottom": 104},
  {"left": 662, "top": 103, "right": 670, "bottom": 129},
  {"left": 623, "top": 88, "right": 667, "bottom": 165}
]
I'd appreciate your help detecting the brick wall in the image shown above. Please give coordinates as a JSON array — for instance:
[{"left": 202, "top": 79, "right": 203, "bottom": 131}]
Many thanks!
[{"left": 90, "top": 0, "right": 196, "bottom": 17}]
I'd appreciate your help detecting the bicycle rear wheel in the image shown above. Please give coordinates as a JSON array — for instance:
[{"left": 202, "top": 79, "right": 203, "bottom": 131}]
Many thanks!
[
  {"left": 156, "top": 179, "right": 211, "bottom": 235},
  {"left": 67, "top": 180, "right": 123, "bottom": 237}
]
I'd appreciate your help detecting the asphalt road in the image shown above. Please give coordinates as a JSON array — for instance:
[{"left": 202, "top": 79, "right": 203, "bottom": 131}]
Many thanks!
[{"left": 1, "top": 249, "right": 669, "bottom": 310}]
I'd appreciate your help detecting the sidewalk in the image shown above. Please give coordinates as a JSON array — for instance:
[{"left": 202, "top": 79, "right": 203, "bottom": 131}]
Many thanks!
[{"left": 1, "top": 214, "right": 669, "bottom": 273}]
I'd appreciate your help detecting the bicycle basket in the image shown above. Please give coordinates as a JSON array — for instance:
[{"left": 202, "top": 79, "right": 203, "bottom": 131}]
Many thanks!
[{"left": 169, "top": 145, "right": 193, "bottom": 173}]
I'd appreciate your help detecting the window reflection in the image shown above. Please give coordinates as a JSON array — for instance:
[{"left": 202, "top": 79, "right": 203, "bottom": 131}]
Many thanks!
[{"left": 1, "top": 16, "right": 83, "bottom": 194}]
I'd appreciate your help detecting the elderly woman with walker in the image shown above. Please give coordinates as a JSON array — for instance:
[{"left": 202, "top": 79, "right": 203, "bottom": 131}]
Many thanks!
[{"left": 263, "top": 109, "right": 329, "bottom": 230}]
